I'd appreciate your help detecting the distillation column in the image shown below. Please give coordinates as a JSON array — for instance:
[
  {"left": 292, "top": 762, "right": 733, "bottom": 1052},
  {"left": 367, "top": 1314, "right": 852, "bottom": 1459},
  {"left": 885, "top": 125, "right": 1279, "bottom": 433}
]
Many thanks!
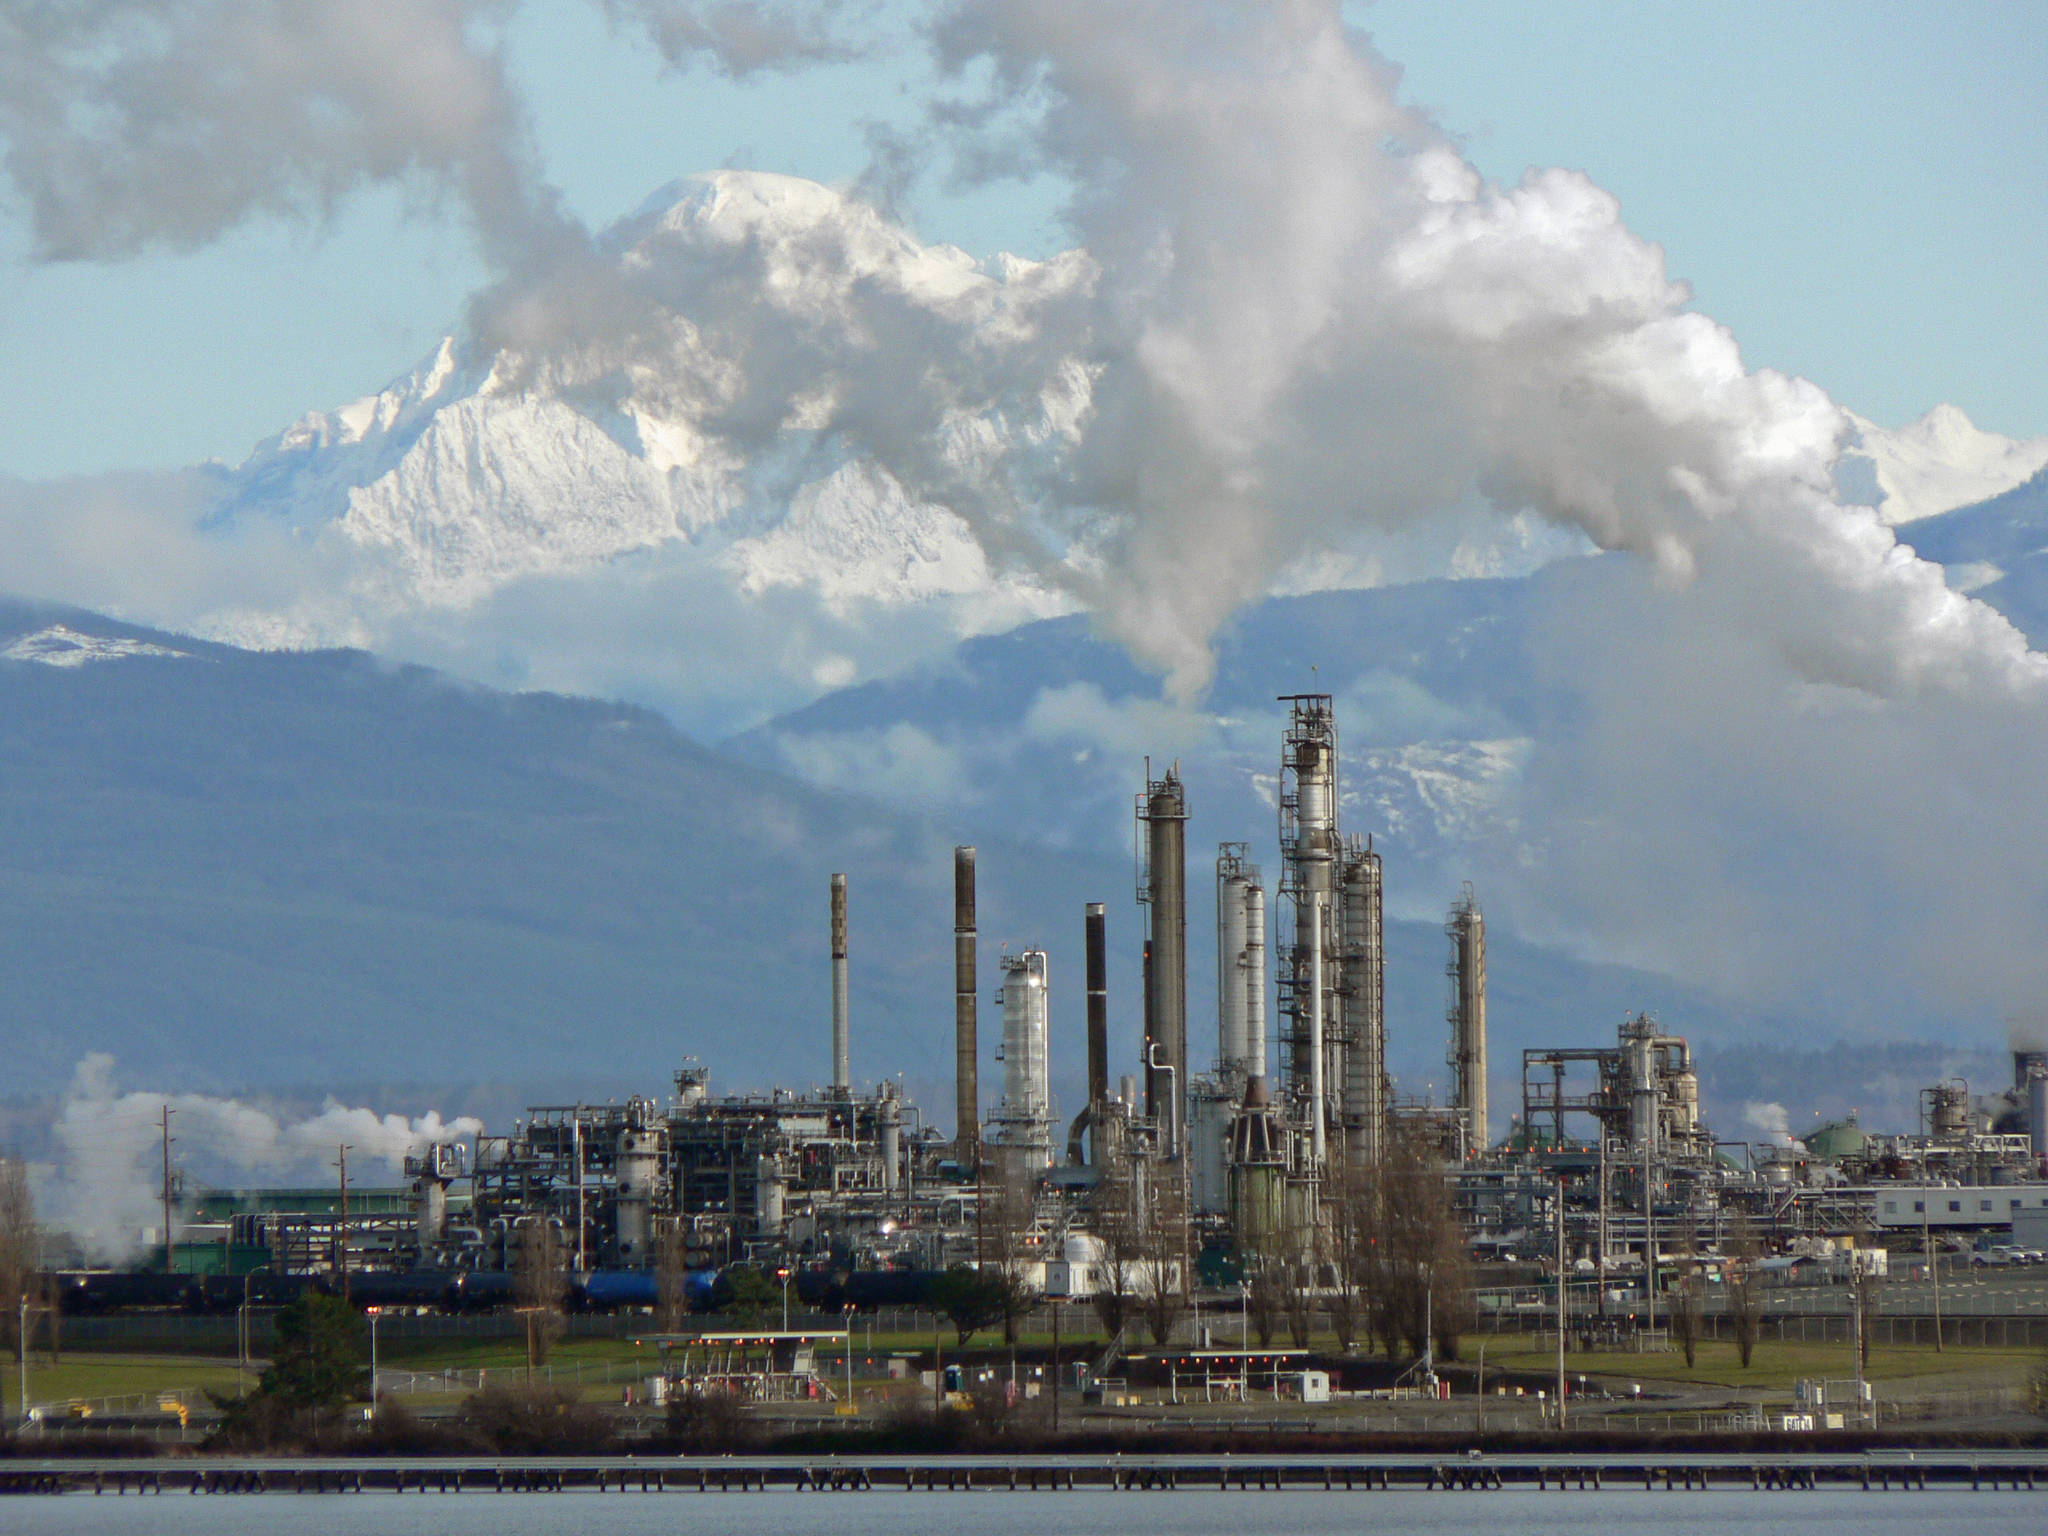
[
  {"left": 1278, "top": 696, "right": 1343, "bottom": 1156},
  {"left": 1216, "top": 845, "right": 1254, "bottom": 1080},
  {"left": 1137, "top": 766, "right": 1189, "bottom": 1155},
  {"left": 995, "top": 950, "right": 1054, "bottom": 1173},
  {"left": 955, "top": 846, "right": 979, "bottom": 1172},
  {"left": 1447, "top": 884, "right": 1488, "bottom": 1155},
  {"left": 1341, "top": 838, "right": 1387, "bottom": 1164}
]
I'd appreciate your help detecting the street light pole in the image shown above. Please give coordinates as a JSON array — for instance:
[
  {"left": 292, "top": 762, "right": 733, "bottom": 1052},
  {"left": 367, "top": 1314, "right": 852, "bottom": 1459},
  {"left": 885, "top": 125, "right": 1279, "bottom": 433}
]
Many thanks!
[
  {"left": 1051, "top": 1299, "right": 1060, "bottom": 1433},
  {"left": 366, "top": 1307, "right": 382, "bottom": 1421},
  {"left": 844, "top": 1305, "right": 856, "bottom": 1412},
  {"left": 778, "top": 1267, "right": 791, "bottom": 1331},
  {"left": 18, "top": 1297, "right": 28, "bottom": 1430}
]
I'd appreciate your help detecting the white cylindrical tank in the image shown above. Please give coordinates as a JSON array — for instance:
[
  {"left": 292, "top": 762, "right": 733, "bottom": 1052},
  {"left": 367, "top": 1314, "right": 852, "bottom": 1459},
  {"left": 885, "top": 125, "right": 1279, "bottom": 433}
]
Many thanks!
[
  {"left": 413, "top": 1178, "right": 448, "bottom": 1254},
  {"left": 1244, "top": 881, "right": 1267, "bottom": 1083},
  {"left": 1000, "top": 951, "right": 1052, "bottom": 1163},
  {"left": 1625, "top": 1020, "right": 1657, "bottom": 1151},
  {"left": 880, "top": 1088, "right": 902, "bottom": 1193},
  {"left": 615, "top": 1123, "right": 662, "bottom": 1264},
  {"left": 1217, "top": 854, "right": 1250, "bottom": 1076},
  {"left": 756, "top": 1155, "right": 787, "bottom": 1237}
]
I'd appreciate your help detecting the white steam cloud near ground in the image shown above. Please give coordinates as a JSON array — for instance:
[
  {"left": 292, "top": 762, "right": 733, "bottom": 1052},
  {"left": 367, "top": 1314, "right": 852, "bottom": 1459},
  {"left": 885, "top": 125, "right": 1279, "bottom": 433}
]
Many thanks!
[
  {"left": 4, "top": 4, "right": 2048, "bottom": 1081},
  {"left": 37, "top": 1056, "right": 482, "bottom": 1263}
]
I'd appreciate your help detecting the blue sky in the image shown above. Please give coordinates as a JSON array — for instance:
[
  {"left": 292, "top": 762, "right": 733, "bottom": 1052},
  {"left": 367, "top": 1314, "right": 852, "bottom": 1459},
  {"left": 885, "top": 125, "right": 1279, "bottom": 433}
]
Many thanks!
[{"left": 0, "top": 0, "right": 2040, "bottom": 480}]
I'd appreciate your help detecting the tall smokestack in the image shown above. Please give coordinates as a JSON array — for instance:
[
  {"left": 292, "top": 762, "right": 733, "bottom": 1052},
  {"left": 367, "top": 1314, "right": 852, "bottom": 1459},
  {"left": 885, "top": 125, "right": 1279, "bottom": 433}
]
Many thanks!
[
  {"left": 1137, "top": 765, "right": 1188, "bottom": 1155},
  {"left": 1447, "top": 883, "right": 1488, "bottom": 1155},
  {"left": 954, "top": 846, "right": 979, "bottom": 1170},
  {"left": 830, "top": 872, "right": 850, "bottom": 1094},
  {"left": 1086, "top": 902, "right": 1108, "bottom": 1138}
]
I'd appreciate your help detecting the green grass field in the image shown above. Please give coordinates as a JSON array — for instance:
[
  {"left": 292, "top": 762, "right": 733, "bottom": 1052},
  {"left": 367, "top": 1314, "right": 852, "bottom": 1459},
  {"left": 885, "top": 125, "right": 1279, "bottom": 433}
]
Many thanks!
[
  {"left": 1469, "top": 1336, "right": 2043, "bottom": 1395},
  {"left": 9, "top": 1353, "right": 253, "bottom": 1415}
]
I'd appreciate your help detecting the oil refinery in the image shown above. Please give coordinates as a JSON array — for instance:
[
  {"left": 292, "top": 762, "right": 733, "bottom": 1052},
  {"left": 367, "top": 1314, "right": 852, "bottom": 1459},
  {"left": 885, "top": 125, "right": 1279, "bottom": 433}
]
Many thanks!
[{"left": 93, "top": 693, "right": 2048, "bottom": 1319}]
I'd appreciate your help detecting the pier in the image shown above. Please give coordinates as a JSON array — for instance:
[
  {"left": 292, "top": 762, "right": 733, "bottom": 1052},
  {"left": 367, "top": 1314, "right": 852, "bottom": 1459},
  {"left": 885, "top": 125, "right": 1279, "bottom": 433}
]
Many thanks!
[{"left": 2, "top": 1451, "right": 2045, "bottom": 1496}]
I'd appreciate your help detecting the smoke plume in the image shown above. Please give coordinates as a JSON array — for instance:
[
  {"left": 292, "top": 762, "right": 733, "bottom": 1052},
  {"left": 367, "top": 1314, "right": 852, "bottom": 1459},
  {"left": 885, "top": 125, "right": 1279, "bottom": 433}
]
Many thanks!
[
  {"left": 38, "top": 1055, "right": 481, "bottom": 1262},
  {"left": 7, "top": 2, "right": 2048, "bottom": 1031}
]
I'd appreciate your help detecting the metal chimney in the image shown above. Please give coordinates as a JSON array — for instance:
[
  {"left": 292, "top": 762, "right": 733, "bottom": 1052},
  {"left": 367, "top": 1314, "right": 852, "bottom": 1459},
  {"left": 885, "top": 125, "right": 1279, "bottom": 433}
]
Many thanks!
[
  {"left": 954, "top": 846, "right": 979, "bottom": 1171},
  {"left": 1086, "top": 902, "right": 1108, "bottom": 1163},
  {"left": 830, "top": 872, "right": 850, "bottom": 1094}
]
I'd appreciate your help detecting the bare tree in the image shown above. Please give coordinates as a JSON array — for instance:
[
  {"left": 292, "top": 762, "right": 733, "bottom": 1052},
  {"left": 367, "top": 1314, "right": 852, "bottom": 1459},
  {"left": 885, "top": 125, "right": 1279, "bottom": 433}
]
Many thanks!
[
  {"left": 1136, "top": 1166, "right": 1188, "bottom": 1347},
  {"left": 1669, "top": 1249, "right": 1702, "bottom": 1368},
  {"left": 1726, "top": 1215, "right": 1764, "bottom": 1369},
  {"left": 653, "top": 1217, "right": 692, "bottom": 1334},
  {"left": 512, "top": 1218, "right": 568, "bottom": 1368},
  {"left": 982, "top": 1173, "right": 1042, "bottom": 1347},
  {"left": 0, "top": 1159, "right": 37, "bottom": 1366},
  {"left": 1358, "top": 1126, "right": 1474, "bottom": 1360},
  {"left": 1244, "top": 1262, "right": 1283, "bottom": 1348},
  {"left": 1324, "top": 1165, "right": 1368, "bottom": 1352},
  {"left": 1281, "top": 1259, "right": 1314, "bottom": 1349},
  {"left": 1088, "top": 1145, "right": 1141, "bottom": 1344}
]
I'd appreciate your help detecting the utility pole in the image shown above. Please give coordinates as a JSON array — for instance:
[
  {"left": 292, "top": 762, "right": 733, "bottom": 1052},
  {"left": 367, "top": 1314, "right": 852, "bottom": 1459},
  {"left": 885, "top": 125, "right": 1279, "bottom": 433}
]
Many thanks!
[
  {"left": 1556, "top": 1172, "right": 1567, "bottom": 1428},
  {"left": 159, "top": 1106, "right": 175, "bottom": 1276},
  {"left": 574, "top": 1115, "right": 586, "bottom": 1275},
  {"left": 334, "top": 1145, "right": 352, "bottom": 1303}
]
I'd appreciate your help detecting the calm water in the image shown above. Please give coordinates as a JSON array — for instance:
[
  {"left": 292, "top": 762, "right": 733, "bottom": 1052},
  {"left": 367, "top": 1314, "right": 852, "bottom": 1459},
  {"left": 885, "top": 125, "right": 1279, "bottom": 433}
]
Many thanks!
[{"left": 1, "top": 1491, "right": 2043, "bottom": 1535}]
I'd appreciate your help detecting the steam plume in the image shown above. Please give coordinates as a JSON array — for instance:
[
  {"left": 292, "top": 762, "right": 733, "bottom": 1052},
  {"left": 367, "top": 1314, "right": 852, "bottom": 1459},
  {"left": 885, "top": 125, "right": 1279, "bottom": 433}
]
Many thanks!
[{"left": 38, "top": 1055, "right": 481, "bottom": 1263}]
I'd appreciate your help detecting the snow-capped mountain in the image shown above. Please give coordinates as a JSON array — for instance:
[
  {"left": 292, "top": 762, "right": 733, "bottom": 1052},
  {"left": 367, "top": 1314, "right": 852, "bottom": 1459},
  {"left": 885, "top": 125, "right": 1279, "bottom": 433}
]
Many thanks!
[
  {"left": 1836, "top": 404, "right": 2048, "bottom": 525},
  {"left": 216, "top": 172, "right": 1086, "bottom": 629}
]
